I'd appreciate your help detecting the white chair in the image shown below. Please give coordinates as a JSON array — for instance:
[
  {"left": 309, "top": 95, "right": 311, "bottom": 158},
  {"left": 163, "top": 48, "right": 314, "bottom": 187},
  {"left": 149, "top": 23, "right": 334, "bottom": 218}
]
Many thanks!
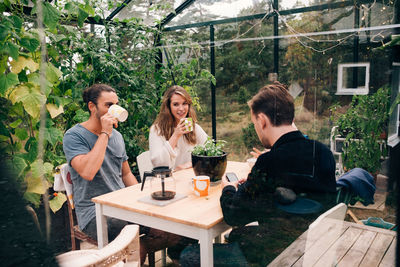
[
  {"left": 56, "top": 225, "right": 140, "bottom": 267},
  {"left": 136, "top": 151, "right": 153, "bottom": 182}
]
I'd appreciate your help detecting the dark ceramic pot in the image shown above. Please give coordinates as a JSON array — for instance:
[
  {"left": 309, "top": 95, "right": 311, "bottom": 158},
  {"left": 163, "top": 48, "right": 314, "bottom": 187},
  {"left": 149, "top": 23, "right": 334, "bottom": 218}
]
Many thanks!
[{"left": 191, "top": 153, "right": 227, "bottom": 182}]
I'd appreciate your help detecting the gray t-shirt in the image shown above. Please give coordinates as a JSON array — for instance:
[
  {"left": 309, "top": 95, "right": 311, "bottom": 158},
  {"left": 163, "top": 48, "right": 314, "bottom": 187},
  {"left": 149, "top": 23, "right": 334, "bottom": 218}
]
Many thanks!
[{"left": 63, "top": 124, "right": 128, "bottom": 230}]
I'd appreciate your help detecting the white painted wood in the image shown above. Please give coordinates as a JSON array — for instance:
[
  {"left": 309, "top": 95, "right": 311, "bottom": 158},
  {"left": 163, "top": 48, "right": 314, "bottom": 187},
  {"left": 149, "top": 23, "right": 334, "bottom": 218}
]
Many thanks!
[
  {"left": 96, "top": 203, "right": 108, "bottom": 248},
  {"left": 57, "top": 225, "right": 140, "bottom": 267},
  {"left": 309, "top": 203, "right": 347, "bottom": 229},
  {"left": 336, "top": 62, "right": 370, "bottom": 95},
  {"left": 199, "top": 229, "right": 214, "bottom": 267},
  {"left": 303, "top": 203, "right": 347, "bottom": 266},
  {"left": 136, "top": 151, "right": 153, "bottom": 181}
]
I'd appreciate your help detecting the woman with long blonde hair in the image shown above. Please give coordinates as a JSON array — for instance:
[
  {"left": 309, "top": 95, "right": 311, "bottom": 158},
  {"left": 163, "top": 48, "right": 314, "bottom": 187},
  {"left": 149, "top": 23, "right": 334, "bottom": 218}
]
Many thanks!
[{"left": 149, "top": 85, "right": 208, "bottom": 170}]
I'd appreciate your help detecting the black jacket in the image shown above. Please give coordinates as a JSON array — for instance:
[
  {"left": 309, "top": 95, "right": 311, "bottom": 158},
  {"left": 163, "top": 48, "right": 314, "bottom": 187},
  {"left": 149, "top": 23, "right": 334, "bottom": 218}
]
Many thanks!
[{"left": 220, "top": 131, "right": 336, "bottom": 226}]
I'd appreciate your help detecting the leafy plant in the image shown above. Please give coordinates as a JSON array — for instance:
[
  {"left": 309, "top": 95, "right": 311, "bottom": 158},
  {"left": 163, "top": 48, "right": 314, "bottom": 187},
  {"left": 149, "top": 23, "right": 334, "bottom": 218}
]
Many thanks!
[
  {"left": 192, "top": 137, "right": 226, "bottom": 156},
  {"left": 0, "top": 1, "right": 215, "bottom": 213},
  {"left": 330, "top": 86, "right": 391, "bottom": 174},
  {"left": 242, "top": 123, "right": 262, "bottom": 151}
]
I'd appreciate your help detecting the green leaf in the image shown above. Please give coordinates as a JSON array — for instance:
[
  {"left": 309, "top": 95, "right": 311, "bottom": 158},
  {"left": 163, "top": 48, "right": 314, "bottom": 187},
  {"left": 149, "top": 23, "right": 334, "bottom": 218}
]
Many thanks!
[
  {"left": 15, "top": 128, "right": 28, "bottom": 140},
  {"left": 24, "top": 137, "right": 38, "bottom": 163},
  {"left": 3, "top": 42, "right": 19, "bottom": 60},
  {"left": 77, "top": 8, "right": 89, "bottom": 27},
  {"left": 0, "top": 121, "right": 10, "bottom": 137},
  {"left": 10, "top": 56, "right": 39, "bottom": 74},
  {"left": 18, "top": 70, "right": 28, "bottom": 83},
  {"left": 31, "top": 159, "right": 45, "bottom": 178},
  {"left": 49, "top": 192, "right": 67, "bottom": 213},
  {"left": 43, "top": 126, "right": 63, "bottom": 147},
  {"left": 44, "top": 162, "right": 53, "bottom": 177},
  {"left": 9, "top": 118, "right": 22, "bottom": 128},
  {"left": 28, "top": 73, "right": 53, "bottom": 96},
  {"left": 23, "top": 192, "right": 41, "bottom": 208},
  {"left": 42, "top": 2, "right": 60, "bottom": 30},
  {"left": 10, "top": 15, "right": 22, "bottom": 32},
  {"left": 26, "top": 174, "right": 48, "bottom": 194},
  {"left": 0, "top": 72, "right": 19, "bottom": 96},
  {"left": 64, "top": 2, "right": 77, "bottom": 13},
  {"left": 46, "top": 103, "right": 64, "bottom": 118},
  {"left": 20, "top": 37, "right": 40, "bottom": 53},
  {"left": 0, "top": 24, "right": 10, "bottom": 41},
  {"left": 45, "top": 63, "right": 62, "bottom": 85},
  {"left": 0, "top": 55, "right": 8, "bottom": 73},
  {"left": 8, "top": 84, "right": 46, "bottom": 119},
  {"left": 73, "top": 109, "right": 89, "bottom": 122},
  {"left": 13, "top": 155, "right": 27, "bottom": 177},
  {"left": 30, "top": 159, "right": 53, "bottom": 182}
]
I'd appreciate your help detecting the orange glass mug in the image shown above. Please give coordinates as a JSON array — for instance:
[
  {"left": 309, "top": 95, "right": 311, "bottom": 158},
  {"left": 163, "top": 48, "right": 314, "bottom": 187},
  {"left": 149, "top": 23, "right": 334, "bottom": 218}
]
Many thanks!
[{"left": 192, "top": 176, "right": 210, "bottom": 197}]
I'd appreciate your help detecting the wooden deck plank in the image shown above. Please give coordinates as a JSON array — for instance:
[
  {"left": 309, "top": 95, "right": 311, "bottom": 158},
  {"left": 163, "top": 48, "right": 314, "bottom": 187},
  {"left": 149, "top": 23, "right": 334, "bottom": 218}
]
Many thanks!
[
  {"left": 292, "top": 221, "right": 348, "bottom": 267},
  {"left": 379, "top": 238, "right": 396, "bottom": 267},
  {"left": 337, "top": 230, "right": 377, "bottom": 266},
  {"left": 267, "top": 230, "right": 308, "bottom": 266},
  {"left": 360, "top": 233, "right": 395, "bottom": 267},
  {"left": 270, "top": 221, "right": 396, "bottom": 267},
  {"left": 314, "top": 226, "right": 362, "bottom": 266},
  {"left": 350, "top": 192, "right": 386, "bottom": 211},
  {"left": 267, "top": 221, "right": 345, "bottom": 267}
]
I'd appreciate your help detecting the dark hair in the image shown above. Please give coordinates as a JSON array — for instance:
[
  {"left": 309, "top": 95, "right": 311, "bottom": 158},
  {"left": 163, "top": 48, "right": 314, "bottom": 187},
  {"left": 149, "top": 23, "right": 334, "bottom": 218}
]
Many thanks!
[
  {"left": 249, "top": 81, "right": 294, "bottom": 126},
  {"left": 153, "top": 85, "right": 198, "bottom": 145},
  {"left": 82, "top": 84, "right": 116, "bottom": 108}
]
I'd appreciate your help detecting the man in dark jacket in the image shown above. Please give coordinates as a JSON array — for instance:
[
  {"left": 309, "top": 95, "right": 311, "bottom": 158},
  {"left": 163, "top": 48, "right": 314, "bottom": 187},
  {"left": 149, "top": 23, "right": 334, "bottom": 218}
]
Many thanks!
[{"left": 220, "top": 82, "right": 337, "bottom": 265}]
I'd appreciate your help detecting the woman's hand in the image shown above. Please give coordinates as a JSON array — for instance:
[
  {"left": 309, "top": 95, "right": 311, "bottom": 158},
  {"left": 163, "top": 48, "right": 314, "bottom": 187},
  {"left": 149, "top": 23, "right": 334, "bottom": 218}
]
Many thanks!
[
  {"left": 173, "top": 119, "right": 191, "bottom": 138},
  {"left": 168, "top": 119, "right": 191, "bottom": 149}
]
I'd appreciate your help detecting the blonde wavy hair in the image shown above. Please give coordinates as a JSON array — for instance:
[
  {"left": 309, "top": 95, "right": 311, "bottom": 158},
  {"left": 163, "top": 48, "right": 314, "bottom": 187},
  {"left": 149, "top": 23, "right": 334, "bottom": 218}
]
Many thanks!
[{"left": 153, "top": 85, "right": 198, "bottom": 145}]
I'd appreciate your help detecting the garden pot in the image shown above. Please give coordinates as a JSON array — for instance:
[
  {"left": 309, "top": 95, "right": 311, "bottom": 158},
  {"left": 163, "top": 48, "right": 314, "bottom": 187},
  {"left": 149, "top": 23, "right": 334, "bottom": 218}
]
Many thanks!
[{"left": 191, "top": 153, "right": 227, "bottom": 182}]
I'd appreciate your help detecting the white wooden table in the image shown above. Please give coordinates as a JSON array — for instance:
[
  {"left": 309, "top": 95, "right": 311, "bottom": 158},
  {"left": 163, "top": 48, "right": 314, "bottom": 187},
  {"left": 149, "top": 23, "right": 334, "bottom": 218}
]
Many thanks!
[{"left": 92, "top": 161, "right": 250, "bottom": 267}]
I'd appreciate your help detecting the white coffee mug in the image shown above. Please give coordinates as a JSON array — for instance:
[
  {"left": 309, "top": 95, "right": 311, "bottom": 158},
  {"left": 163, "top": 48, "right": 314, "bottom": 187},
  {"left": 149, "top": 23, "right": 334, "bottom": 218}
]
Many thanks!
[{"left": 108, "top": 104, "right": 128, "bottom": 122}]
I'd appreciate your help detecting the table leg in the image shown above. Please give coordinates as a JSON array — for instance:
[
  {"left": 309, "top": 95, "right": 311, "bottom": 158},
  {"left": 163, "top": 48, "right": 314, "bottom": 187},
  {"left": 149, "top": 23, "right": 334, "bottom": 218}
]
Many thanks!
[
  {"left": 95, "top": 203, "right": 108, "bottom": 248},
  {"left": 199, "top": 229, "right": 213, "bottom": 267}
]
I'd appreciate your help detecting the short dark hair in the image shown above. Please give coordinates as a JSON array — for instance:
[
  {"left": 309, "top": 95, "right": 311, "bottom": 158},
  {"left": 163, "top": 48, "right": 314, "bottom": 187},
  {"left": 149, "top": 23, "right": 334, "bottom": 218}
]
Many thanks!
[
  {"left": 249, "top": 81, "right": 294, "bottom": 126},
  {"left": 82, "top": 84, "right": 116, "bottom": 108}
]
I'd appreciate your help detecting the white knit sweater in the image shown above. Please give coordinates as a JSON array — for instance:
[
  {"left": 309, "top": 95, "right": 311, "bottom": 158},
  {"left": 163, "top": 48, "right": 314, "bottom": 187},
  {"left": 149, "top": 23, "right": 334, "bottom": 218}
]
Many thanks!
[{"left": 149, "top": 123, "right": 208, "bottom": 169}]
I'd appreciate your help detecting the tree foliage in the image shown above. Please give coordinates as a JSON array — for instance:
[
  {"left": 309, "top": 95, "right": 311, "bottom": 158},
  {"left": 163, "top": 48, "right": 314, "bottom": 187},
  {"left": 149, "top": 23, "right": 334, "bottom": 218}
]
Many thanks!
[{"left": 0, "top": 0, "right": 213, "bottom": 211}]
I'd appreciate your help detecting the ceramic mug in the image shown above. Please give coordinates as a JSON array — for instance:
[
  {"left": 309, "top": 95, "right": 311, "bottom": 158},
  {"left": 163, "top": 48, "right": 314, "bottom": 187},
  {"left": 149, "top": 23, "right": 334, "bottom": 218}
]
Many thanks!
[
  {"left": 182, "top": 117, "right": 193, "bottom": 132},
  {"left": 192, "top": 175, "right": 210, "bottom": 197},
  {"left": 108, "top": 104, "right": 128, "bottom": 122}
]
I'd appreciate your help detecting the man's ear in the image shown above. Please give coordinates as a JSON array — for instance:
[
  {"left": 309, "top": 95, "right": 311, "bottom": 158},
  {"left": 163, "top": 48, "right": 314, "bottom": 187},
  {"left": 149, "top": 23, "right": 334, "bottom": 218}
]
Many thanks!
[
  {"left": 88, "top": 101, "right": 96, "bottom": 113},
  {"left": 258, "top": 113, "right": 269, "bottom": 130}
]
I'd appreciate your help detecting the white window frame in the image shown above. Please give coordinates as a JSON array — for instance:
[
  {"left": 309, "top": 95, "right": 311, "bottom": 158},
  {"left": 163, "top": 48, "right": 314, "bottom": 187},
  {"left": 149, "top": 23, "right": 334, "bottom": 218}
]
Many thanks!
[
  {"left": 388, "top": 62, "right": 400, "bottom": 147},
  {"left": 336, "top": 62, "right": 370, "bottom": 95}
]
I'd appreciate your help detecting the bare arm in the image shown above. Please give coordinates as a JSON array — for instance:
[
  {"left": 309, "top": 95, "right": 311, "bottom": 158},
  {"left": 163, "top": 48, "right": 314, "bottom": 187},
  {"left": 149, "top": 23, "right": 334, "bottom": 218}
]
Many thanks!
[
  {"left": 71, "top": 133, "right": 109, "bottom": 181},
  {"left": 121, "top": 161, "right": 138, "bottom": 186},
  {"left": 70, "top": 113, "right": 116, "bottom": 181}
]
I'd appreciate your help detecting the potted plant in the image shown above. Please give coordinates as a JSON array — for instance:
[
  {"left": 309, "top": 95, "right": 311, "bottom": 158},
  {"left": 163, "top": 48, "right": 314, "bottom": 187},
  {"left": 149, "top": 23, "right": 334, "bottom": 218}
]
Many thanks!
[
  {"left": 191, "top": 137, "right": 227, "bottom": 182},
  {"left": 330, "top": 86, "right": 390, "bottom": 178}
]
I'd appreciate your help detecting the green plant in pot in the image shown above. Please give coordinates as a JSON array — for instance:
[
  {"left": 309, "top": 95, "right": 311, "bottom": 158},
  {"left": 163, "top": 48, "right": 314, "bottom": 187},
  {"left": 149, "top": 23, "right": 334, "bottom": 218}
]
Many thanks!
[
  {"left": 191, "top": 137, "right": 227, "bottom": 182},
  {"left": 331, "top": 86, "right": 390, "bottom": 177}
]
